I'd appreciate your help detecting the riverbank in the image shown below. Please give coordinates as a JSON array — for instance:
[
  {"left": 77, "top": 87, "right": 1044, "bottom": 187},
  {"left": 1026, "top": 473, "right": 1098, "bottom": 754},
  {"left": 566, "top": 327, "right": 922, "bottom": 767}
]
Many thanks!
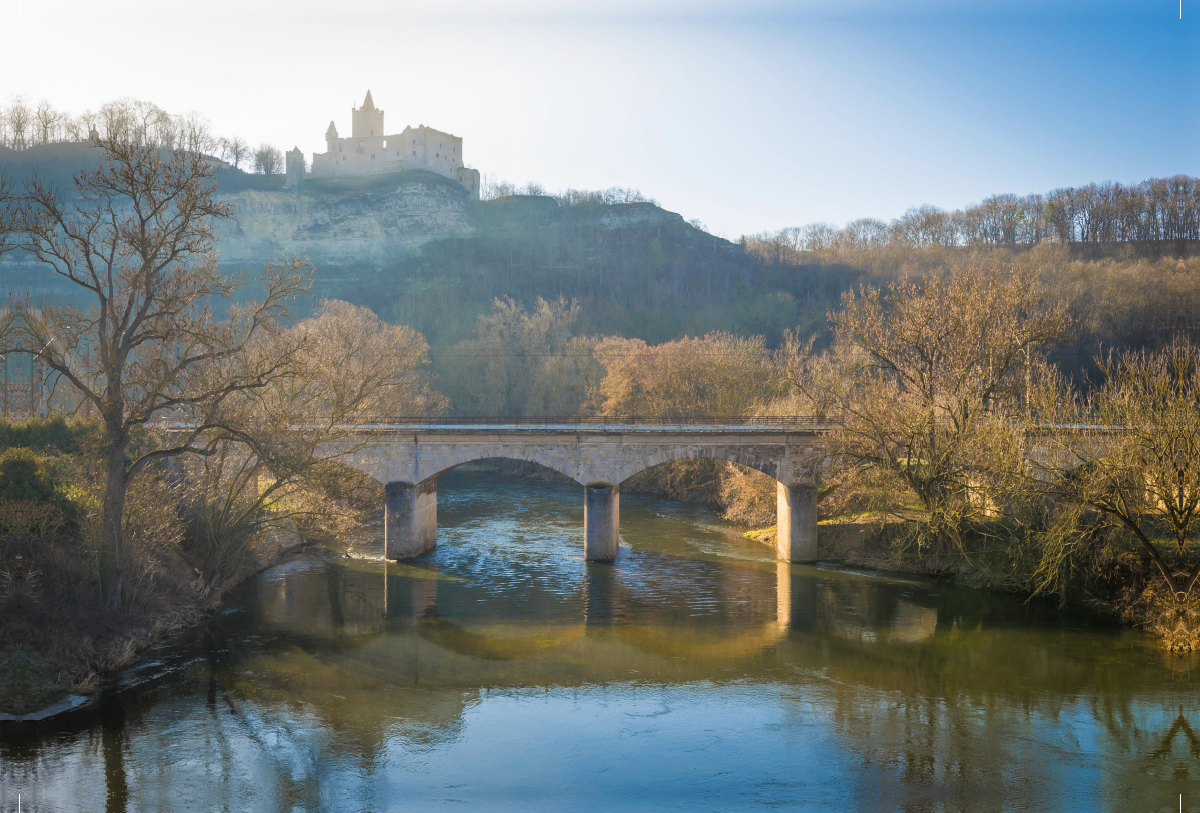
[
  {"left": 0, "top": 524, "right": 309, "bottom": 721},
  {"left": 0, "top": 418, "right": 385, "bottom": 722},
  {"left": 749, "top": 513, "right": 1188, "bottom": 651},
  {"left": 7, "top": 468, "right": 1184, "bottom": 812},
  {"left": 2, "top": 464, "right": 1175, "bottom": 726}
]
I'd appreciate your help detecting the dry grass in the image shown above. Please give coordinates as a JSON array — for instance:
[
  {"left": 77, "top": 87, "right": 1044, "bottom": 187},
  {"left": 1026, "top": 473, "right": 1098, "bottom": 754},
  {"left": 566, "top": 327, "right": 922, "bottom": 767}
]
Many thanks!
[
  {"left": 622, "top": 459, "right": 778, "bottom": 527},
  {"left": 0, "top": 467, "right": 230, "bottom": 714}
]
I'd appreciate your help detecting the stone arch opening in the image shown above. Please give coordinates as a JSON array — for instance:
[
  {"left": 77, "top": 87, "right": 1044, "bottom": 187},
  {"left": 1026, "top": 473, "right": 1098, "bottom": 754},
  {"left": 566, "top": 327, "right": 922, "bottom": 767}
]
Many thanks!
[
  {"left": 613, "top": 449, "right": 817, "bottom": 565},
  {"left": 421, "top": 451, "right": 584, "bottom": 488},
  {"left": 619, "top": 456, "right": 780, "bottom": 529},
  {"left": 428, "top": 456, "right": 582, "bottom": 487},
  {"left": 382, "top": 454, "right": 589, "bottom": 561},
  {"left": 612, "top": 447, "right": 782, "bottom": 487}
]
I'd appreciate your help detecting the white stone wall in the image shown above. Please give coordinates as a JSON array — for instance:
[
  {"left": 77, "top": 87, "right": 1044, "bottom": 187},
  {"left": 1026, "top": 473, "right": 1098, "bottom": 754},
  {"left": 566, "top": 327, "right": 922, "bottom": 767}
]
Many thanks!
[
  {"left": 352, "top": 102, "right": 385, "bottom": 138},
  {"left": 397, "top": 125, "right": 464, "bottom": 178},
  {"left": 311, "top": 126, "right": 467, "bottom": 185},
  {"left": 457, "top": 167, "right": 481, "bottom": 201},
  {"left": 312, "top": 134, "right": 406, "bottom": 177}
]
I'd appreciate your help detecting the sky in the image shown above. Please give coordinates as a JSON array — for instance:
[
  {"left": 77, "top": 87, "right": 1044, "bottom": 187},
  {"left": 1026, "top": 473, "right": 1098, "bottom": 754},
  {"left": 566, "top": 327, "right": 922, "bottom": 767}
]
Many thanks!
[{"left": 0, "top": 0, "right": 1195, "bottom": 238}]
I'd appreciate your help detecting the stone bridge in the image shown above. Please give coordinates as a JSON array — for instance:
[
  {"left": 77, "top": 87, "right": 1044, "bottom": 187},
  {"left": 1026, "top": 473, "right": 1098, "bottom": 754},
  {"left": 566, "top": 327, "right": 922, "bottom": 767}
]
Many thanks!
[{"left": 334, "top": 419, "right": 831, "bottom": 564}]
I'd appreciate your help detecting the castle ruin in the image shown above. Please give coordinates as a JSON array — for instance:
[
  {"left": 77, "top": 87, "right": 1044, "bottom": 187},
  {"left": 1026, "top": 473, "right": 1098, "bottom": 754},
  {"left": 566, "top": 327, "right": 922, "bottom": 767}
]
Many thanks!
[{"left": 309, "top": 91, "right": 480, "bottom": 200}]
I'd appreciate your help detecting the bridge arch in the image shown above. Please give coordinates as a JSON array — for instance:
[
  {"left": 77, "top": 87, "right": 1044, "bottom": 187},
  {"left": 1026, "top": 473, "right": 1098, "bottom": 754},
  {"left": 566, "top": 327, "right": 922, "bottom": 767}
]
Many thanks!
[
  {"left": 613, "top": 446, "right": 782, "bottom": 487},
  {"left": 422, "top": 450, "right": 584, "bottom": 487}
]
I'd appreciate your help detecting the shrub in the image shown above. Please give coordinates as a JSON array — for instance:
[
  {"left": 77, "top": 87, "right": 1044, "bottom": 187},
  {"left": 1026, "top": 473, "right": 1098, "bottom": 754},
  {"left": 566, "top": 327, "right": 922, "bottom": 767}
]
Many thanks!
[
  {"left": 0, "top": 447, "right": 57, "bottom": 503},
  {"left": 0, "top": 417, "right": 97, "bottom": 454}
]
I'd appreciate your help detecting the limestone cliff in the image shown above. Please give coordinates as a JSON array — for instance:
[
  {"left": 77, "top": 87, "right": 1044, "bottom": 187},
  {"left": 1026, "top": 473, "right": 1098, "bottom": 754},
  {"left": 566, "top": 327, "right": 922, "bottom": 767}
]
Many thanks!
[
  {"left": 0, "top": 144, "right": 478, "bottom": 268},
  {"left": 216, "top": 170, "right": 476, "bottom": 266}
]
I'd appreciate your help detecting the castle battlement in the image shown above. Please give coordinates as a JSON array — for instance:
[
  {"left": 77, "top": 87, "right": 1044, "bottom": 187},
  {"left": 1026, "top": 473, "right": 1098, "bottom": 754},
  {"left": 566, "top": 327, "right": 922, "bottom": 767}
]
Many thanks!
[{"left": 310, "top": 91, "right": 480, "bottom": 200}]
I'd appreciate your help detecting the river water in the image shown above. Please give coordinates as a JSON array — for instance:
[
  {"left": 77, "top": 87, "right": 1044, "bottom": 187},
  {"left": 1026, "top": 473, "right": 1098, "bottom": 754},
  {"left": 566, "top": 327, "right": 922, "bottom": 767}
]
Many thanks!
[{"left": 2, "top": 471, "right": 1199, "bottom": 812}]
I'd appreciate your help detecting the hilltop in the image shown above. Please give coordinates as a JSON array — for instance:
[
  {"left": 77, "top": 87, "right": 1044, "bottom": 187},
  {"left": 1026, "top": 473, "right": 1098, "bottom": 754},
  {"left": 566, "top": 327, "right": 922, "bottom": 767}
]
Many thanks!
[
  {"left": 4, "top": 143, "right": 1198, "bottom": 363},
  {"left": 0, "top": 142, "right": 777, "bottom": 347}
]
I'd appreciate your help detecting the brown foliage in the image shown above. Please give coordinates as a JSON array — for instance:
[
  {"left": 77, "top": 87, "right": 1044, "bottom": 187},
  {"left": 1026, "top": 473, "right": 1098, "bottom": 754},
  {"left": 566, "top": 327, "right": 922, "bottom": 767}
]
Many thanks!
[
  {"left": 442, "top": 296, "right": 601, "bottom": 416},
  {"left": 178, "top": 299, "right": 442, "bottom": 592},
  {"left": 592, "top": 332, "right": 775, "bottom": 418},
  {"left": 9, "top": 135, "right": 309, "bottom": 606},
  {"left": 826, "top": 263, "right": 1070, "bottom": 546},
  {"left": 0, "top": 499, "right": 64, "bottom": 543},
  {"left": 1032, "top": 340, "right": 1200, "bottom": 648}
]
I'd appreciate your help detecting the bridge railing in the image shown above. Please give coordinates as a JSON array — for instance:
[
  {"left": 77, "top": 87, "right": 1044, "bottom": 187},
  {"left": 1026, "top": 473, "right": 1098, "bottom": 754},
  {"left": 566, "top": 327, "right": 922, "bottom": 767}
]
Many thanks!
[
  {"left": 151, "top": 415, "right": 832, "bottom": 433},
  {"left": 350, "top": 415, "right": 828, "bottom": 428}
]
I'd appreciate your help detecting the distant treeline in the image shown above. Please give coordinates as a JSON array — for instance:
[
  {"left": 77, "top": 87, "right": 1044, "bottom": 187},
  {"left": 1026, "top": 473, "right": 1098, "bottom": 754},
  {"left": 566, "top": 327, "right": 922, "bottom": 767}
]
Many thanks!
[
  {"left": 744, "top": 175, "right": 1200, "bottom": 259},
  {"left": 0, "top": 94, "right": 288, "bottom": 175}
]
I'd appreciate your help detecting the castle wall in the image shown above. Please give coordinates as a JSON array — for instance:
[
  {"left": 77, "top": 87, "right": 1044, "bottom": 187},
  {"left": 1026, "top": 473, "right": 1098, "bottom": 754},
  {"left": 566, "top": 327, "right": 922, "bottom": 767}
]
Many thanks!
[
  {"left": 457, "top": 167, "right": 481, "bottom": 201},
  {"left": 284, "top": 147, "right": 304, "bottom": 188},
  {"left": 312, "top": 127, "right": 466, "bottom": 183},
  {"left": 312, "top": 135, "right": 405, "bottom": 177},
  {"left": 398, "top": 125, "right": 464, "bottom": 178},
  {"left": 309, "top": 94, "right": 473, "bottom": 192}
]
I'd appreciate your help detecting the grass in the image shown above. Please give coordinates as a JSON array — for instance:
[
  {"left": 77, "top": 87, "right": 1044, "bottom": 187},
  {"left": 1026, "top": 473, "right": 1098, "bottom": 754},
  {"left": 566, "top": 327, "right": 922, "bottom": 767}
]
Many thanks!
[{"left": 0, "top": 650, "right": 69, "bottom": 716}]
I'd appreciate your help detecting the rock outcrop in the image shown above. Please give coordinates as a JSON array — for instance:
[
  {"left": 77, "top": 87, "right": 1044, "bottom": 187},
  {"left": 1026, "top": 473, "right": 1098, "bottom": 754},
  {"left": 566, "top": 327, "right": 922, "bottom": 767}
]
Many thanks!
[{"left": 216, "top": 170, "right": 476, "bottom": 266}]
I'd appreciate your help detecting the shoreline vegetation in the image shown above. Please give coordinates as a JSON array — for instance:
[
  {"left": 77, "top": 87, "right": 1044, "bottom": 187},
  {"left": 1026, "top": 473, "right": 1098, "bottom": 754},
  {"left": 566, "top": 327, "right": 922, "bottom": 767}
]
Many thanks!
[{"left": 3, "top": 106, "right": 1200, "bottom": 723}]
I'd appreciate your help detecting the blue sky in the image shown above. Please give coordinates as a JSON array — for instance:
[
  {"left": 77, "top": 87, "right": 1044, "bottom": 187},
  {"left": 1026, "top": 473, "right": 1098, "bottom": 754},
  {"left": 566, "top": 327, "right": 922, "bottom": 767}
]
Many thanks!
[{"left": 1, "top": 0, "right": 1195, "bottom": 237}]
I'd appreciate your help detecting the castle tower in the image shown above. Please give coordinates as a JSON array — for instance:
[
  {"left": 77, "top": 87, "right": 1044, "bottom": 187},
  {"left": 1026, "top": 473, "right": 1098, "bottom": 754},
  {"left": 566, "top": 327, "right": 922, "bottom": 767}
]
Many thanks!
[
  {"left": 351, "top": 90, "right": 385, "bottom": 138},
  {"left": 325, "top": 121, "right": 339, "bottom": 152},
  {"left": 285, "top": 147, "right": 305, "bottom": 188}
]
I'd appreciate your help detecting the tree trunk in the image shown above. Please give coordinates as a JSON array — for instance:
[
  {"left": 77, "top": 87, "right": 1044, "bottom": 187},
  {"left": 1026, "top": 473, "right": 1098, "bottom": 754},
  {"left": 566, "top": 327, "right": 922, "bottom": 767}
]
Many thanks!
[{"left": 103, "top": 438, "right": 129, "bottom": 608}]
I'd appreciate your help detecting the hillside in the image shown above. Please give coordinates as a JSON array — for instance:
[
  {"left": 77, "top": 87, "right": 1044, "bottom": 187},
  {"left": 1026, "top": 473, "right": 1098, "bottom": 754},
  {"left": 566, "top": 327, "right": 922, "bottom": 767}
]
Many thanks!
[
  {"left": 3, "top": 143, "right": 1197, "bottom": 364},
  {"left": 1, "top": 142, "right": 794, "bottom": 346}
]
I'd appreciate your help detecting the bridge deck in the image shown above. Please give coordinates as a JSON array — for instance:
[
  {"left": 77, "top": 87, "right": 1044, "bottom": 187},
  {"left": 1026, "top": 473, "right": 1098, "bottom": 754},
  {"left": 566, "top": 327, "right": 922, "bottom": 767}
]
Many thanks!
[{"left": 355, "top": 422, "right": 834, "bottom": 434}]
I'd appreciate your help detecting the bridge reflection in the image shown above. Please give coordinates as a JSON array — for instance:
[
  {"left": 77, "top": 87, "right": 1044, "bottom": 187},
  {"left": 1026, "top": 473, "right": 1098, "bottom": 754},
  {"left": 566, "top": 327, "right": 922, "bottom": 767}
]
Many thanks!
[
  {"left": 252, "top": 555, "right": 948, "bottom": 674},
  {"left": 130, "top": 554, "right": 1174, "bottom": 806},
  {"left": 10, "top": 550, "right": 1187, "bottom": 813}
]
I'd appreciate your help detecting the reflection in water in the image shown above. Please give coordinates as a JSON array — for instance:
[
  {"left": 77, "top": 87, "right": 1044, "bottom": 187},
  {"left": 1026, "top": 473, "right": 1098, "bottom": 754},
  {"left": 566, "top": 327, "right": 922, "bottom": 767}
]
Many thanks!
[
  {"left": 2, "top": 470, "right": 1199, "bottom": 812},
  {"left": 1153, "top": 713, "right": 1200, "bottom": 762},
  {"left": 100, "top": 702, "right": 126, "bottom": 813}
]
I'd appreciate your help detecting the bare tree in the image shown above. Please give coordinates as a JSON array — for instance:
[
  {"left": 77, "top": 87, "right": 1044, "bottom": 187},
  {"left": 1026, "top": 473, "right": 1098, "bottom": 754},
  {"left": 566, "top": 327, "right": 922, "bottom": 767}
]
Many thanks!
[
  {"left": 153, "top": 111, "right": 180, "bottom": 149},
  {"left": 130, "top": 99, "right": 165, "bottom": 146},
  {"left": 0, "top": 172, "right": 16, "bottom": 259},
  {"left": 181, "top": 111, "right": 216, "bottom": 155},
  {"left": 221, "top": 136, "right": 250, "bottom": 170},
  {"left": 97, "top": 98, "right": 134, "bottom": 143},
  {"left": 12, "top": 135, "right": 310, "bottom": 606},
  {"left": 1031, "top": 341, "right": 1200, "bottom": 650},
  {"left": 253, "top": 143, "right": 283, "bottom": 175},
  {"left": 33, "top": 100, "right": 62, "bottom": 145},
  {"left": 75, "top": 109, "right": 98, "bottom": 141},
  {"left": 62, "top": 115, "right": 86, "bottom": 142},
  {"left": 593, "top": 331, "right": 774, "bottom": 418},
  {"left": 828, "top": 264, "right": 1070, "bottom": 546},
  {"left": 183, "top": 299, "right": 446, "bottom": 593},
  {"left": 442, "top": 296, "right": 600, "bottom": 416},
  {"left": 6, "top": 96, "right": 31, "bottom": 150}
]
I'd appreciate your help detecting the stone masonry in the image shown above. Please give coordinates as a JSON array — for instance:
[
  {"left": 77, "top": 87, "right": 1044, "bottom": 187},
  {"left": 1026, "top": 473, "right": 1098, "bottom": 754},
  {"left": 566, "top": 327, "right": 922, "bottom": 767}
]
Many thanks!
[{"left": 332, "top": 425, "right": 830, "bottom": 565}]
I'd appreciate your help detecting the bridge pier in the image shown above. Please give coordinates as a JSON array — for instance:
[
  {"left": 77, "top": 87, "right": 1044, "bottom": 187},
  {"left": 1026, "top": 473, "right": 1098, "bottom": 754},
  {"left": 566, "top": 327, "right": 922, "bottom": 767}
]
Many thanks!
[
  {"left": 385, "top": 480, "right": 437, "bottom": 559},
  {"left": 584, "top": 484, "right": 620, "bottom": 561},
  {"left": 776, "top": 483, "right": 818, "bottom": 563}
]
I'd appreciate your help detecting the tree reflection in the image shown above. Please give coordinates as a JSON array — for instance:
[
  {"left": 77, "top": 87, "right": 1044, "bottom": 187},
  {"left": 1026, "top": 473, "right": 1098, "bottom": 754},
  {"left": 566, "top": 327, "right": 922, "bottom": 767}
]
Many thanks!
[{"left": 100, "top": 699, "right": 127, "bottom": 813}]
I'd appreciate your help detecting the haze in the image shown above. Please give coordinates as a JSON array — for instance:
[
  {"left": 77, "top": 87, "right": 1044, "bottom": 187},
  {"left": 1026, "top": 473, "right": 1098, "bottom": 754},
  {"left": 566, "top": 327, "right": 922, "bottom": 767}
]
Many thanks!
[{"left": 1, "top": 0, "right": 1195, "bottom": 237}]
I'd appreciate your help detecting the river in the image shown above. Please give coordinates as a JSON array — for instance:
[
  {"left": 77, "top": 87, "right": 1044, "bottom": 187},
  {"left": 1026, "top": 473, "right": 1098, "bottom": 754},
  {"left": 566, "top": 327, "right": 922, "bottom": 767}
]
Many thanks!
[{"left": 2, "top": 471, "right": 1199, "bottom": 812}]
